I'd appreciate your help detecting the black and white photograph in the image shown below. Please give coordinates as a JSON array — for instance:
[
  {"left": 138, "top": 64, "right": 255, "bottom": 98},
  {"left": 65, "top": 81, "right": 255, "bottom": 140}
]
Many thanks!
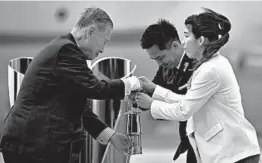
[{"left": 0, "top": 1, "right": 262, "bottom": 163}]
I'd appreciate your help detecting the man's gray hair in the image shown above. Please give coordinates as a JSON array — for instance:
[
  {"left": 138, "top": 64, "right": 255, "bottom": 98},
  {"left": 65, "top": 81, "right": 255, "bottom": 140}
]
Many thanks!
[{"left": 76, "top": 7, "right": 113, "bottom": 30}]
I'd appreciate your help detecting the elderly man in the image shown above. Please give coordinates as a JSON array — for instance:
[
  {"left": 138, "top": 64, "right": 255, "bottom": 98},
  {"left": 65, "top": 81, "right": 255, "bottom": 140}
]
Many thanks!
[{"left": 0, "top": 7, "right": 140, "bottom": 163}]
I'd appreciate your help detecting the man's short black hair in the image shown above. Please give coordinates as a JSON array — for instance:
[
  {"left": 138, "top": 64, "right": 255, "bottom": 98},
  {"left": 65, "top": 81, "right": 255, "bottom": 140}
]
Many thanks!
[{"left": 140, "top": 19, "right": 180, "bottom": 50}]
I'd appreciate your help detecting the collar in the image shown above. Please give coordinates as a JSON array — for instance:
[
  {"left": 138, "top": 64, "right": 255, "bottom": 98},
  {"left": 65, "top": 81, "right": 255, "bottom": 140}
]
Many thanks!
[
  {"left": 68, "top": 32, "right": 92, "bottom": 61},
  {"left": 69, "top": 32, "right": 79, "bottom": 47},
  {"left": 176, "top": 51, "right": 186, "bottom": 69}
]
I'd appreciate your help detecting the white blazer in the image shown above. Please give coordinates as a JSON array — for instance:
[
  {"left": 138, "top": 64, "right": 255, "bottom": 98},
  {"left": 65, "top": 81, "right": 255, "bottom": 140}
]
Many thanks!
[{"left": 150, "top": 53, "right": 260, "bottom": 163}]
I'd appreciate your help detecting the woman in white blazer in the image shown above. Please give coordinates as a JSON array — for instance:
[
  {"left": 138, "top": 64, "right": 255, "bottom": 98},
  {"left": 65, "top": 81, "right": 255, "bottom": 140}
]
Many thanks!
[{"left": 134, "top": 8, "right": 260, "bottom": 163}]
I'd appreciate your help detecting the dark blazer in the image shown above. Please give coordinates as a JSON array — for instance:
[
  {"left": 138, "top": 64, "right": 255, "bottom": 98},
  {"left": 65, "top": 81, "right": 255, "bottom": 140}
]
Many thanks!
[
  {"left": 152, "top": 54, "right": 197, "bottom": 162},
  {"left": 0, "top": 33, "right": 125, "bottom": 162}
]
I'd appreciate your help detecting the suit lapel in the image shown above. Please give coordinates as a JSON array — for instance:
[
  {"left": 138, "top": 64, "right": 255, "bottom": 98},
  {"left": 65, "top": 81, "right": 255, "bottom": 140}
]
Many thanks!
[{"left": 176, "top": 54, "right": 192, "bottom": 86}]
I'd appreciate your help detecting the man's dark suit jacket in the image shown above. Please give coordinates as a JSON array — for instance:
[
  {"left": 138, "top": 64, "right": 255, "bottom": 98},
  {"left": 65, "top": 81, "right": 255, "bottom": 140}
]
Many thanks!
[
  {"left": 0, "top": 33, "right": 125, "bottom": 162},
  {"left": 152, "top": 54, "right": 197, "bottom": 163}
]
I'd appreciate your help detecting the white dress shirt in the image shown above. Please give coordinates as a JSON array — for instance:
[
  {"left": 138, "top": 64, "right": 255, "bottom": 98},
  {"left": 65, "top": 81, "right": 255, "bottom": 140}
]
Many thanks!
[{"left": 150, "top": 54, "right": 260, "bottom": 163}]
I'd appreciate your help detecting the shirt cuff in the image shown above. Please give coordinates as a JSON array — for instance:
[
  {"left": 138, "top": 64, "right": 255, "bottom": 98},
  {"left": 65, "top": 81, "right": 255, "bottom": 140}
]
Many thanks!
[
  {"left": 150, "top": 100, "right": 164, "bottom": 119},
  {"left": 152, "top": 85, "right": 170, "bottom": 100},
  {"left": 96, "top": 127, "right": 116, "bottom": 145},
  {"left": 121, "top": 76, "right": 141, "bottom": 95}
]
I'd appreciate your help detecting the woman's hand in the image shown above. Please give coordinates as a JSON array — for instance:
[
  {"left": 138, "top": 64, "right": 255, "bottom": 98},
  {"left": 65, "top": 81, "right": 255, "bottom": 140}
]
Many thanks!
[
  {"left": 135, "top": 92, "right": 153, "bottom": 110},
  {"left": 138, "top": 76, "right": 156, "bottom": 94}
]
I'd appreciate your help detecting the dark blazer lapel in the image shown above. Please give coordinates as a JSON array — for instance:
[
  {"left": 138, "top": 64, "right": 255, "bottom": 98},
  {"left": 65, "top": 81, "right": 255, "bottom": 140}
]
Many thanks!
[{"left": 176, "top": 54, "right": 191, "bottom": 86}]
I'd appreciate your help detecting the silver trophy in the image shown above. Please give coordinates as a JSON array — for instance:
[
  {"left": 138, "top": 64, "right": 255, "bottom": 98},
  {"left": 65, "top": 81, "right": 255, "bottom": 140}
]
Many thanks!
[
  {"left": 82, "top": 57, "right": 137, "bottom": 163},
  {"left": 8, "top": 57, "right": 33, "bottom": 107}
]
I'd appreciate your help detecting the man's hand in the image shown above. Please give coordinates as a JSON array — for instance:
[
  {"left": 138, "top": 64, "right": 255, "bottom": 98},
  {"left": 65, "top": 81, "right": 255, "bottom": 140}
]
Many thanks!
[
  {"left": 135, "top": 92, "right": 153, "bottom": 110},
  {"left": 110, "top": 133, "right": 131, "bottom": 155},
  {"left": 138, "top": 76, "right": 156, "bottom": 94}
]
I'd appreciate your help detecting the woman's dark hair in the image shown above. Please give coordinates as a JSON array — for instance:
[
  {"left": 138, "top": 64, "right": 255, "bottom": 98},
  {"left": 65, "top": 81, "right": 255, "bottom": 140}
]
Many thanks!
[{"left": 185, "top": 8, "right": 231, "bottom": 70}]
